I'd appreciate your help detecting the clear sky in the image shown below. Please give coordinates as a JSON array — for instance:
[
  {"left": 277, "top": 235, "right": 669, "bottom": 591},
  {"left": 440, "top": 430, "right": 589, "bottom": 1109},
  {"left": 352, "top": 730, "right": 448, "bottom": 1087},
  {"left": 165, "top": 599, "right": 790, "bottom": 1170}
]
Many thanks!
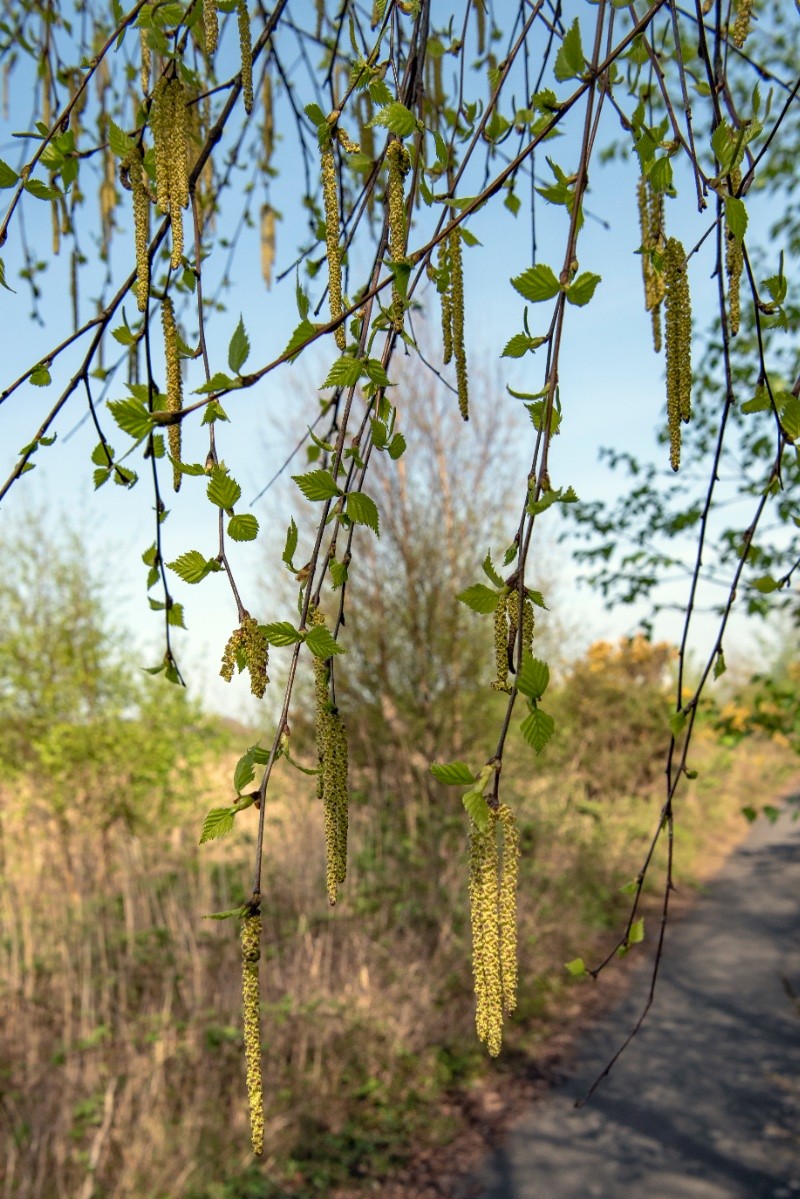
[{"left": 0, "top": 1, "right": 792, "bottom": 720}]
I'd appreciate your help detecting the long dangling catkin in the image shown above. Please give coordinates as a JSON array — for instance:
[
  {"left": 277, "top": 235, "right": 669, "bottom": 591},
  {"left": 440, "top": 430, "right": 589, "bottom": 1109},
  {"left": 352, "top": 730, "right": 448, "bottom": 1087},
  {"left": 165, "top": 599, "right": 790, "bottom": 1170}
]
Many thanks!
[
  {"left": 311, "top": 610, "right": 348, "bottom": 903},
  {"left": 438, "top": 237, "right": 453, "bottom": 364},
  {"left": 663, "top": 237, "right": 692, "bottom": 472},
  {"left": 637, "top": 175, "right": 666, "bottom": 353},
  {"left": 140, "top": 29, "right": 151, "bottom": 94},
  {"left": 260, "top": 205, "right": 275, "bottom": 288},
  {"left": 203, "top": 0, "right": 219, "bottom": 55},
  {"left": 161, "top": 295, "right": 182, "bottom": 490},
  {"left": 386, "top": 139, "right": 411, "bottom": 333},
  {"left": 731, "top": 0, "right": 753, "bottom": 48},
  {"left": 152, "top": 76, "right": 188, "bottom": 269},
  {"left": 725, "top": 169, "right": 743, "bottom": 336},
  {"left": 129, "top": 150, "right": 150, "bottom": 312},
  {"left": 151, "top": 77, "right": 171, "bottom": 213},
  {"left": 237, "top": 0, "right": 254, "bottom": 114},
  {"left": 241, "top": 913, "right": 264, "bottom": 1156},
  {"left": 491, "top": 591, "right": 510, "bottom": 692},
  {"left": 449, "top": 227, "right": 469, "bottom": 420},
  {"left": 321, "top": 137, "right": 346, "bottom": 351},
  {"left": 498, "top": 804, "right": 520, "bottom": 1015},
  {"left": 469, "top": 814, "right": 503, "bottom": 1056},
  {"left": 262, "top": 73, "right": 274, "bottom": 168}
]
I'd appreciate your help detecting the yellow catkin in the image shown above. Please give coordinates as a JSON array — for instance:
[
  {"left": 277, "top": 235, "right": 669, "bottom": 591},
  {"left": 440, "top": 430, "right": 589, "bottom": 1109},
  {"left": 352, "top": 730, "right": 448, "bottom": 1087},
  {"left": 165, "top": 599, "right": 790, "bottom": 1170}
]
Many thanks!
[
  {"left": 161, "top": 295, "right": 182, "bottom": 490},
  {"left": 521, "top": 596, "right": 534, "bottom": 656},
  {"left": 726, "top": 169, "right": 743, "bottom": 336},
  {"left": 237, "top": 0, "right": 254, "bottom": 114},
  {"left": 438, "top": 237, "right": 453, "bottom": 364},
  {"left": 321, "top": 138, "right": 346, "bottom": 351},
  {"left": 241, "top": 914, "right": 264, "bottom": 1156},
  {"left": 731, "top": 0, "right": 753, "bottom": 48},
  {"left": 469, "top": 814, "right": 503, "bottom": 1057},
  {"left": 260, "top": 204, "right": 275, "bottom": 288},
  {"left": 220, "top": 626, "right": 244, "bottom": 682},
  {"left": 242, "top": 614, "right": 269, "bottom": 698},
  {"left": 664, "top": 237, "right": 692, "bottom": 472},
  {"left": 203, "top": 0, "right": 219, "bottom": 55},
  {"left": 151, "top": 76, "right": 188, "bottom": 269},
  {"left": 311, "top": 610, "right": 349, "bottom": 903},
  {"left": 151, "top": 78, "right": 171, "bottom": 213},
  {"left": 475, "top": 0, "right": 486, "bottom": 56},
  {"left": 491, "top": 591, "right": 510, "bottom": 692},
  {"left": 336, "top": 126, "right": 360, "bottom": 156},
  {"left": 498, "top": 804, "right": 520, "bottom": 1014},
  {"left": 140, "top": 29, "right": 151, "bottom": 95},
  {"left": 129, "top": 151, "right": 150, "bottom": 312},
  {"left": 449, "top": 227, "right": 469, "bottom": 420},
  {"left": 262, "top": 73, "right": 274, "bottom": 168},
  {"left": 637, "top": 175, "right": 665, "bottom": 353},
  {"left": 386, "top": 139, "right": 411, "bottom": 333}
]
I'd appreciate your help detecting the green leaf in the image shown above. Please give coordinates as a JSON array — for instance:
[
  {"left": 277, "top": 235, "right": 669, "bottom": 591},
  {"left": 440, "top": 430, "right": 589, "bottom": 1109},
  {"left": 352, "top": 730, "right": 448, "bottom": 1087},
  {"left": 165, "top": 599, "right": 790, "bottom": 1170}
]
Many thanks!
[
  {"left": 0, "top": 158, "right": 18, "bottom": 187},
  {"left": 167, "top": 602, "right": 186, "bottom": 628},
  {"left": 388, "top": 432, "right": 406, "bottom": 460},
  {"left": 501, "top": 332, "right": 544, "bottom": 358},
  {"left": 304, "top": 102, "right": 326, "bottom": 129},
  {"left": 30, "top": 364, "right": 51, "bottom": 387},
  {"left": 167, "top": 550, "right": 215, "bottom": 584},
  {"left": 199, "top": 806, "right": 236, "bottom": 844},
  {"left": 112, "top": 323, "right": 136, "bottom": 347},
  {"left": 430, "top": 761, "right": 477, "bottom": 785},
  {"left": 725, "top": 194, "right": 748, "bottom": 243},
  {"left": 234, "top": 743, "right": 270, "bottom": 792},
  {"left": 742, "top": 805, "right": 758, "bottom": 823},
  {"left": 283, "top": 518, "right": 298, "bottom": 567},
  {"left": 566, "top": 272, "right": 601, "bottom": 307},
  {"left": 93, "top": 467, "right": 110, "bottom": 489},
  {"left": 330, "top": 558, "right": 348, "bottom": 589},
  {"left": 283, "top": 318, "right": 317, "bottom": 361},
  {"left": 668, "top": 709, "right": 687, "bottom": 737},
  {"left": 305, "top": 624, "right": 345, "bottom": 658},
  {"left": 346, "top": 492, "right": 380, "bottom": 536},
  {"left": 202, "top": 906, "right": 249, "bottom": 921},
  {"left": 107, "top": 398, "right": 152, "bottom": 440},
  {"left": 713, "top": 650, "right": 726, "bottom": 679},
  {"left": 628, "top": 918, "right": 645, "bottom": 945},
  {"left": 207, "top": 469, "right": 242, "bottom": 510},
  {"left": 24, "top": 178, "right": 59, "bottom": 201},
  {"left": 520, "top": 707, "right": 555, "bottom": 753},
  {"left": 227, "top": 513, "right": 259, "bottom": 541},
  {"left": 293, "top": 469, "right": 342, "bottom": 502},
  {"left": 463, "top": 789, "right": 490, "bottom": 831},
  {"left": 762, "top": 804, "right": 780, "bottom": 824},
  {"left": 364, "top": 359, "right": 390, "bottom": 387},
  {"left": 780, "top": 397, "right": 800, "bottom": 442},
  {"left": 263, "top": 621, "right": 302, "bottom": 646},
  {"left": 457, "top": 584, "right": 502, "bottom": 614},
  {"left": 228, "top": 315, "right": 250, "bottom": 373},
  {"left": 517, "top": 653, "right": 550, "bottom": 700},
  {"left": 511, "top": 263, "right": 560, "bottom": 303},
  {"left": 565, "top": 957, "right": 587, "bottom": 977},
  {"left": 369, "top": 101, "right": 418, "bottom": 136},
  {"left": 194, "top": 371, "right": 237, "bottom": 395},
  {"left": 321, "top": 356, "right": 364, "bottom": 389},
  {"left": 554, "top": 18, "right": 585, "bottom": 81},
  {"left": 482, "top": 552, "right": 505, "bottom": 589},
  {"left": 0, "top": 258, "right": 15, "bottom": 292},
  {"left": 751, "top": 575, "right": 780, "bottom": 593},
  {"left": 107, "top": 119, "right": 137, "bottom": 159}
]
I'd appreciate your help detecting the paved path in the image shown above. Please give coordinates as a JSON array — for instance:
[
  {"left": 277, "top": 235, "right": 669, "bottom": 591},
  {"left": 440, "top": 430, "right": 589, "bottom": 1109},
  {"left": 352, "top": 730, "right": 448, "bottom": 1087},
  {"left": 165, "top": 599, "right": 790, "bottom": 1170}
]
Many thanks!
[{"left": 466, "top": 802, "right": 800, "bottom": 1199}]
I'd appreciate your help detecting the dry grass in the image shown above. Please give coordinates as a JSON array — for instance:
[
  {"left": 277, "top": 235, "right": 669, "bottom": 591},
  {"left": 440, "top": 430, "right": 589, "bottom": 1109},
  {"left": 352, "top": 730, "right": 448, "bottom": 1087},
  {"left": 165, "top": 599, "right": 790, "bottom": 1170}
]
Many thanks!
[{"left": 0, "top": 734, "right": 795, "bottom": 1199}]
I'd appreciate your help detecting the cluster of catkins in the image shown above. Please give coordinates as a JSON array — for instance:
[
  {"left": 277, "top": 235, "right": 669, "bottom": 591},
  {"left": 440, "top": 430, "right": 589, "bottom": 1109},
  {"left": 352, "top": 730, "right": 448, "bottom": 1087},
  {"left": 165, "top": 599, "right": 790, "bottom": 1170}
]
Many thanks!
[
  {"left": 311, "top": 610, "right": 349, "bottom": 905},
  {"left": 468, "top": 805, "right": 520, "bottom": 1056},
  {"left": 437, "top": 229, "right": 469, "bottom": 419},
  {"left": 492, "top": 588, "right": 535, "bottom": 692},
  {"left": 220, "top": 613, "right": 270, "bottom": 698}
]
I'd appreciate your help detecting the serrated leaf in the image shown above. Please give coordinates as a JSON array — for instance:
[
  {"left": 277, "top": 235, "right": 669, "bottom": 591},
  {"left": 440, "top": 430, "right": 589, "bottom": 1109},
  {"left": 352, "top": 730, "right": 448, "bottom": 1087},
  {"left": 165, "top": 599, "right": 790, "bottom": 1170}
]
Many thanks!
[
  {"left": 517, "top": 652, "right": 550, "bottom": 700},
  {"left": 283, "top": 518, "right": 298, "bottom": 566},
  {"left": 565, "top": 957, "right": 587, "bottom": 977},
  {"left": 167, "top": 602, "right": 186, "bottom": 628},
  {"left": 668, "top": 709, "right": 687, "bottom": 737},
  {"left": 330, "top": 558, "right": 348, "bottom": 589},
  {"left": 430, "top": 761, "right": 477, "bottom": 785},
  {"left": 227, "top": 513, "right": 259, "bottom": 541},
  {"left": 30, "top": 364, "right": 51, "bottom": 387},
  {"left": 482, "top": 552, "right": 505, "bottom": 588},
  {"left": 364, "top": 359, "right": 390, "bottom": 386},
  {"left": 725, "top": 194, "right": 748, "bottom": 243},
  {"left": 369, "top": 101, "right": 418, "bottom": 136},
  {"left": 263, "top": 621, "right": 302, "bottom": 646},
  {"left": 228, "top": 315, "right": 250, "bottom": 373},
  {"left": 502, "top": 332, "right": 543, "bottom": 358},
  {"left": 24, "top": 178, "right": 59, "bottom": 200},
  {"left": 511, "top": 263, "right": 560, "bottom": 303},
  {"left": 463, "top": 788, "right": 490, "bottom": 831},
  {"left": 457, "top": 583, "right": 502, "bottom": 614},
  {"left": 107, "top": 397, "right": 152, "bottom": 440},
  {"left": 199, "top": 806, "right": 236, "bottom": 844},
  {"left": 520, "top": 707, "right": 555, "bottom": 753},
  {"left": 346, "top": 492, "right": 380, "bottom": 536},
  {"left": 112, "top": 324, "right": 136, "bottom": 347},
  {"left": 779, "top": 398, "right": 800, "bottom": 441},
  {"left": 93, "top": 467, "right": 111, "bottom": 489},
  {"left": 107, "top": 119, "right": 137, "bottom": 159},
  {"left": 195, "top": 371, "right": 237, "bottom": 395},
  {"left": 388, "top": 432, "right": 406, "bottom": 460},
  {"left": 0, "top": 258, "right": 14, "bottom": 292},
  {"left": 305, "top": 624, "right": 345, "bottom": 658},
  {"left": 566, "top": 272, "right": 601, "bottom": 307},
  {"left": 283, "top": 318, "right": 316, "bottom": 361},
  {"left": 628, "top": 918, "right": 645, "bottom": 945},
  {"left": 167, "top": 550, "right": 214, "bottom": 584},
  {"left": 234, "top": 744, "right": 270, "bottom": 792},
  {"left": 321, "top": 356, "right": 364, "bottom": 389},
  {"left": 207, "top": 469, "right": 242, "bottom": 510},
  {"left": 293, "top": 469, "right": 342, "bottom": 502},
  {"left": 554, "top": 18, "right": 585, "bottom": 81},
  {"left": 751, "top": 575, "right": 780, "bottom": 593},
  {"left": 304, "top": 102, "right": 326, "bottom": 129},
  {"left": 0, "top": 158, "right": 18, "bottom": 187}
]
